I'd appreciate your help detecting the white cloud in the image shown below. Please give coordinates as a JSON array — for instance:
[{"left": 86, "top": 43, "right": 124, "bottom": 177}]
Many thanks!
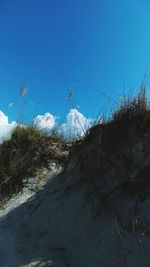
[
  {"left": 33, "top": 112, "right": 56, "bottom": 131},
  {"left": 60, "top": 109, "right": 92, "bottom": 138},
  {"left": 0, "top": 109, "right": 92, "bottom": 143},
  {"left": 0, "top": 111, "right": 17, "bottom": 143}
]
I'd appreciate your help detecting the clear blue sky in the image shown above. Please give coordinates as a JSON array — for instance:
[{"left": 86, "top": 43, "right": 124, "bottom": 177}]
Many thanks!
[{"left": 0, "top": 0, "right": 150, "bottom": 123}]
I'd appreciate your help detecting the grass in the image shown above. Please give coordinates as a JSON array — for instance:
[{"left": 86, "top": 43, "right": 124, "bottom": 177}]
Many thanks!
[
  {"left": 1, "top": 87, "right": 150, "bottom": 202},
  {"left": 65, "top": 87, "right": 150, "bottom": 199},
  {"left": 112, "top": 87, "right": 148, "bottom": 121},
  {"left": 104, "top": 87, "right": 150, "bottom": 148},
  {"left": 0, "top": 125, "right": 65, "bottom": 201},
  {"left": 83, "top": 87, "right": 150, "bottom": 149}
]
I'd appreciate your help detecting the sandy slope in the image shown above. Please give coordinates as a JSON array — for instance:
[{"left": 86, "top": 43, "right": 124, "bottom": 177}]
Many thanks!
[
  {"left": 0, "top": 170, "right": 68, "bottom": 267},
  {"left": 0, "top": 164, "right": 149, "bottom": 267}
]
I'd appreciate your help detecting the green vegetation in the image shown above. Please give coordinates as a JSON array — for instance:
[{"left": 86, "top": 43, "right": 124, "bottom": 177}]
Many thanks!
[
  {"left": 0, "top": 125, "right": 65, "bottom": 201},
  {"left": 0, "top": 87, "right": 150, "bottom": 203},
  {"left": 83, "top": 87, "right": 150, "bottom": 148},
  {"left": 65, "top": 87, "right": 150, "bottom": 200},
  {"left": 112, "top": 87, "right": 148, "bottom": 121},
  {"left": 105, "top": 87, "right": 150, "bottom": 148}
]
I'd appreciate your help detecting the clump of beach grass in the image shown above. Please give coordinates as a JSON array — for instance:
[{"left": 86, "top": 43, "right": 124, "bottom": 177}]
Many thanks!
[{"left": 0, "top": 125, "right": 65, "bottom": 201}]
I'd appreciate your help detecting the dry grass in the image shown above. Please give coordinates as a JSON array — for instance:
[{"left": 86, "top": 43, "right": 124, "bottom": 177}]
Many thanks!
[
  {"left": 65, "top": 87, "right": 150, "bottom": 199},
  {"left": 1, "top": 87, "right": 150, "bottom": 201},
  {"left": 0, "top": 125, "right": 65, "bottom": 201},
  {"left": 112, "top": 87, "right": 148, "bottom": 121},
  {"left": 83, "top": 87, "right": 150, "bottom": 149}
]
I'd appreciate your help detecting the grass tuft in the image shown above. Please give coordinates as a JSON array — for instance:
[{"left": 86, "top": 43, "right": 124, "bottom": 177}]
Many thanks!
[
  {"left": 112, "top": 86, "right": 148, "bottom": 122},
  {"left": 0, "top": 125, "right": 65, "bottom": 201},
  {"left": 65, "top": 87, "right": 150, "bottom": 199}
]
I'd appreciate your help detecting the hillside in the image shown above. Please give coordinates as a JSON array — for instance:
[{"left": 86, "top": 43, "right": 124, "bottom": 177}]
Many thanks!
[{"left": 0, "top": 90, "right": 150, "bottom": 266}]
